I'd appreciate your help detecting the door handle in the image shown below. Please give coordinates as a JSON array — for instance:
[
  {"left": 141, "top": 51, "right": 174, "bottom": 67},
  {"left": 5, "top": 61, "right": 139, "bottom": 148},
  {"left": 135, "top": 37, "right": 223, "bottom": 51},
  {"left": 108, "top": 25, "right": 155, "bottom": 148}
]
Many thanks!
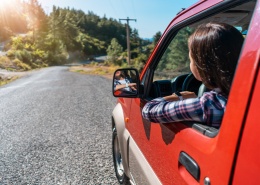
[{"left": 179, "top": 152, "right": 200, "bottom": 181}]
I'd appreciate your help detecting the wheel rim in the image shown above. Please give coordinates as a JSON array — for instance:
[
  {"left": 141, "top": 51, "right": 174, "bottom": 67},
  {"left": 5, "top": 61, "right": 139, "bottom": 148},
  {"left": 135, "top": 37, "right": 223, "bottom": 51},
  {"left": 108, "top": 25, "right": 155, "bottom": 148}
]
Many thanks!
[{"left": 114, "top": 134, "right": 124, "bottom": 176}]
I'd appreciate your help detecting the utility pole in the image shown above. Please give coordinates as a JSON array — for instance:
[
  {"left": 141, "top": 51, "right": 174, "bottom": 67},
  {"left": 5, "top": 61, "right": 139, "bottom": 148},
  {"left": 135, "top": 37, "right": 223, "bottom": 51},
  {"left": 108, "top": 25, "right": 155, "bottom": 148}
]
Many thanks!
[{"left": 119, "top": 17, "right": 136, "bottom": 66}]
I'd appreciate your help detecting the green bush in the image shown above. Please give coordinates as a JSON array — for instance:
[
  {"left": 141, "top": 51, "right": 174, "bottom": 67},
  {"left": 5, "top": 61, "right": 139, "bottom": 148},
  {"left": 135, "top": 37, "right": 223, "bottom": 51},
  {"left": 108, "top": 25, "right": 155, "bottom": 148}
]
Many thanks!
[
  {"left": 0, "top": 56, "right": 32, "bottom": 71},
  {"left": 45, "top": 52, "right": 67, "bottom": 66},
  {"left": 13, "top": 58, "right": 31, "bottom": 71},
  {"left": 0, "top": 56, "right": 12, "bottom": 69}
]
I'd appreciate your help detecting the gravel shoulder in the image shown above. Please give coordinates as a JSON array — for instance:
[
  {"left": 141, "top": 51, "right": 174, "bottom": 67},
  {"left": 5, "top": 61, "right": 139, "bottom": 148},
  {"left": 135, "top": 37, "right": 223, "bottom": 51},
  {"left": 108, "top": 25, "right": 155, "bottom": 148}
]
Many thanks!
[{"left": 0, "top": 68, "right": 35, "bottom": 80}]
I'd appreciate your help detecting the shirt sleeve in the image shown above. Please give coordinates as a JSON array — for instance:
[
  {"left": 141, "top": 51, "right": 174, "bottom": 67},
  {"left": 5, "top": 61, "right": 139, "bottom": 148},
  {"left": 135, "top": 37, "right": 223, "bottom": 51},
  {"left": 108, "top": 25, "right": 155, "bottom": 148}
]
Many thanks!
[
  {"left": 142, "top": 97, "right": 204, "bottom": 124},
  {"left": 142, "top": 91, "right": 226, "bottom": 127},
  {"left": 200, "top": 92, "right": 226, "bottom": 127}
]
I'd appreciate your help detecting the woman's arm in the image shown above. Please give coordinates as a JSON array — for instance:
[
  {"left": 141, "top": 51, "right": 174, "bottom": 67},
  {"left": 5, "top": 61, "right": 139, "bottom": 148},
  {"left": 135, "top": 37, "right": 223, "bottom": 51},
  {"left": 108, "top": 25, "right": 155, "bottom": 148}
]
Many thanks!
[
  {"left": 164, "top": 91, "right": 197, "bottom": 101},
  {"left": 142, "top": 91, "right": 225, "bottom": 127},
  {"left": 142, "top": 95, "right": 203, "bottom": 123},
  {"left": 114, "top": 84, "right": 128, "bottom": 91},
  {"left": 129, "top": 83, "right": 137, "bottom": 91},
  {"left": 142, "top": 98, "right": 203, "bottom": 123},
  {"left": 114, "top": 83, "right": 137, "bottom": 91}
]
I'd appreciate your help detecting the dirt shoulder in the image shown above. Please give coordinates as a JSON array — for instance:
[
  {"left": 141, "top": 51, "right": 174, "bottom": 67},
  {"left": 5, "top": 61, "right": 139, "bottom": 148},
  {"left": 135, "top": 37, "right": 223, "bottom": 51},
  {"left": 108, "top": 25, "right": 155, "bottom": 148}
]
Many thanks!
[
  {"left": 0, "top": 69, "right": 31, "bottom": 79},
  {"left": 69, "top": 64, "right": 117, "bottom": 79},
  {"left": 0, "top": 69, "right": 34, "bottom": 86},
  {"left": 0, "top": 64, "right": 117, "bottom": 86}
]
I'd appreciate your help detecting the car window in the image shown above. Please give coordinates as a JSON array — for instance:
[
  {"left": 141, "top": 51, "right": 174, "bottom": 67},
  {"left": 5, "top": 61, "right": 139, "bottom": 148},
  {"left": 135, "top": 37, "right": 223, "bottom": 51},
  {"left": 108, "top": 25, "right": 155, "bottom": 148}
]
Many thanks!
[
  {"left": 149, "top": 0, "right": 256, "bottom": 100},
  {"left": 154, "top": 27, "right": 193, "bottom": 81}
]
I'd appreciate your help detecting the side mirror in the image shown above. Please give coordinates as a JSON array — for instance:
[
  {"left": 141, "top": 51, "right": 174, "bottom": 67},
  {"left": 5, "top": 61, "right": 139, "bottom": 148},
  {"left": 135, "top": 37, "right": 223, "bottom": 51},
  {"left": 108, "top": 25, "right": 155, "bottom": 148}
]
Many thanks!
[{"left": 112, "top": 68, "right": 140, "bottom": 98}]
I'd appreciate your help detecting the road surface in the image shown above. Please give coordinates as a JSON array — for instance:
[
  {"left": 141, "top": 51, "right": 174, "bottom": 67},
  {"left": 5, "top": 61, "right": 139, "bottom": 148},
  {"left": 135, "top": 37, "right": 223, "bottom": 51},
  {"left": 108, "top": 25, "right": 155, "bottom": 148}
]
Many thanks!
[{"left": 0, "top": 66, "right": 118, "bottom": 184}]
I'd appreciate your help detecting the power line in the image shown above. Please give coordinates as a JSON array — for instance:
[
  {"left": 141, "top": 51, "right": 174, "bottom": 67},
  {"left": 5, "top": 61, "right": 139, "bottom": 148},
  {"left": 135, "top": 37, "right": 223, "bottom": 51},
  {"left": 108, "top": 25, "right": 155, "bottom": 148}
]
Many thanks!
[
  {"left": 120, "top": 1, "right": 129, "bottom": 18},
  {"left": 108, "top": 0, "right": 119, "bottom": 18},
  {"left": 119, "top": 17, "right": 137, "bottom": 65},
  {"left": 130, "top": 0, "right": 136, "bottom": 18}
]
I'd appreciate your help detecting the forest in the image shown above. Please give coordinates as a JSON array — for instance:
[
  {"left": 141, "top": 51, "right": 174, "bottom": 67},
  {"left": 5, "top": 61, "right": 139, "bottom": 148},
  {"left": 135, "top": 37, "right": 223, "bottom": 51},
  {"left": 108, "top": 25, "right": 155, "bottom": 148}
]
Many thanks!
[
  {"left": 0, "top": 0, "right": 188, "bottom": 73},
  {"left": 0, "top": 0, "right": 161, "bottom": 71}
]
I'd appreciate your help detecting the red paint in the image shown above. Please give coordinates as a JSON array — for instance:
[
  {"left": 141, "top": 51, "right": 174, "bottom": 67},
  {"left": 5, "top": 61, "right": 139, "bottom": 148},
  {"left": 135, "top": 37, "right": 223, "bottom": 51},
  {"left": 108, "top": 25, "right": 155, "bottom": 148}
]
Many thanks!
[{"left": 115, "top": 0, "right": 260, "bottom": 184}]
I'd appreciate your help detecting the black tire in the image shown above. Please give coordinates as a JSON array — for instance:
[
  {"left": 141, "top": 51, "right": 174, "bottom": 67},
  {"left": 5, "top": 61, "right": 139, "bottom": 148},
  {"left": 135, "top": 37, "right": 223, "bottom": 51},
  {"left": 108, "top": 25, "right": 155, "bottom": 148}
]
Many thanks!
[{"left": 112, "top": 128, "right": 130, "bottom": 185}]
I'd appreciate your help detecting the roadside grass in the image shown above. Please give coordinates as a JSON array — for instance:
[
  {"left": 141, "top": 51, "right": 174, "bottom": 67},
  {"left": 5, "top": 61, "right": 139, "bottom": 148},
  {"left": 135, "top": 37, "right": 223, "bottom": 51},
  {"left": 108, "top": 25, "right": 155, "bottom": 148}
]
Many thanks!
[
  {"left": 70, "top": 63, "right": 120, "bottom": 79},
  {"left": 0, "top": 76, "right": 19, "bottom": 86},
  {"left": 0, "top": 56, "right": 30, "bottom": 86},
  {"left": 0, "top": 60, "right": 121, "bottom": 87},
  {"left": 0, "top": 56, "right": 31, "bottom": 71}
]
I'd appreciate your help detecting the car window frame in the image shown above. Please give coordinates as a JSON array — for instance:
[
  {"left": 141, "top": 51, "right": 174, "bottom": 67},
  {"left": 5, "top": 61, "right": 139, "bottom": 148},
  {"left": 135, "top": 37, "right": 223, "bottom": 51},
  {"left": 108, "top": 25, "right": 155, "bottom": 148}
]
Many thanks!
[{"left": 141, "top": 0, "right": 255, "bottom": 101}]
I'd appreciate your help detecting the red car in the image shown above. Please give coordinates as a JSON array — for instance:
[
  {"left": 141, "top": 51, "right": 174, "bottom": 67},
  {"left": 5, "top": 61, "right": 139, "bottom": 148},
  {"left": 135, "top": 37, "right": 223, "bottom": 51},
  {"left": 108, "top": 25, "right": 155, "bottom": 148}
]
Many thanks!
[{"left": 112, "top": 0, "right": 260, "bottom": 184}]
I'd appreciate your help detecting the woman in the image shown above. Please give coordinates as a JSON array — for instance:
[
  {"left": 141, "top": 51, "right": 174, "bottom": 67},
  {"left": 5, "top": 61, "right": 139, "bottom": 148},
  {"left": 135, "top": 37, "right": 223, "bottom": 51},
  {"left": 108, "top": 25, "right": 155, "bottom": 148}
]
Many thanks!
[
  {"left": 114, "top": 70, "right": 136, "bottom": 92},
  {"left": 142, "top": 22, "right": 244, "bottom": 127}
]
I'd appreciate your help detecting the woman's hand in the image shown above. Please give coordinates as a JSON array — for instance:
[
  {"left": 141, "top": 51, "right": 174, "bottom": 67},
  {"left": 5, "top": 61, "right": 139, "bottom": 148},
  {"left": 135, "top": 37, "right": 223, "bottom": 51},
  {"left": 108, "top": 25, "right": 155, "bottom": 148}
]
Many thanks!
[
  {"left": 180, "top": 91, "right": 197, "bottom": 99},
  {"left": 128, "top": 83, "right": 137, "bottom": 90},
  {"left": 163, "top": 91, "right": 197, "bottom": 101}
]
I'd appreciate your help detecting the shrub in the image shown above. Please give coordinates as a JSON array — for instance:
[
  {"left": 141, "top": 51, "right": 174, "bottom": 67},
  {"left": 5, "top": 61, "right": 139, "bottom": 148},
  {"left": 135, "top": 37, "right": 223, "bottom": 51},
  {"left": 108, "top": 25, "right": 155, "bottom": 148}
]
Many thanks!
[
  {"left": 0, "top": 56, "right": 12, "bottom": 69},
  {"left": 13, "top": 58, "right": 31, "bottom": 71}
]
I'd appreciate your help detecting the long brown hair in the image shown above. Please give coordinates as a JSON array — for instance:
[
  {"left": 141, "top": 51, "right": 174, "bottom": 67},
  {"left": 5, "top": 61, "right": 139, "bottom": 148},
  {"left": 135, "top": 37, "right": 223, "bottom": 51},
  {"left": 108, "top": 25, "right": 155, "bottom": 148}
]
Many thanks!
[{"left": 188, "top": 22, "right": 244, "bottom": 96}]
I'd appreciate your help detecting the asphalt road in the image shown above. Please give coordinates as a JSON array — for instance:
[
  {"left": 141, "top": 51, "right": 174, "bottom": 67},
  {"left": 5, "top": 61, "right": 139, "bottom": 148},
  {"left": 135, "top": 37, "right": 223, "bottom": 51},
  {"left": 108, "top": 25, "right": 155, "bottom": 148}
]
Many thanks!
[{"left": 0, "top": 66, "right": 118, "bottom": 184}]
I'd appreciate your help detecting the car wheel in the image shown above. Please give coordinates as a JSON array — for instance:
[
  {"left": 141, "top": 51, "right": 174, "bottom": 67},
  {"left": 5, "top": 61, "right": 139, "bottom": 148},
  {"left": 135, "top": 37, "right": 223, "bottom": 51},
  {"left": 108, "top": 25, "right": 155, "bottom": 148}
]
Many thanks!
[{"left": 112, "top": 128, "right": 130, "bottom": 185}]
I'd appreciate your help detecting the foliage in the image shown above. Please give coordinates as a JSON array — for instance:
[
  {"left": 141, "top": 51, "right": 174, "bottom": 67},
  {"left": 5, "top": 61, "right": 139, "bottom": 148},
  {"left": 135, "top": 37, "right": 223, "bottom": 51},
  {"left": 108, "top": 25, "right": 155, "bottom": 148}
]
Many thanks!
[
  {"left": 13, "top": 58, "right": 32, "bottom": 71},
  {"left": 0, "top": 0, "right": 158, "bottom": 72},
  {"left": 0, "top": 76, "right": 19, "bottom": 86},
  {"left": 0, "top": 55, "right": 31, "bottom": 71},
  {"left": 153, "top": 31, "right": 162, "bottom": 46},
  {"left": 7, "top": 35, "right": 47, "bottom": 68},
  {"left": 106, "top": 38, "right": 123, "bottom": 65},
  {"left": 157, "top": 27, "right": 194, "bottom": 72},
  {"left": 0, "top": 56, "right": 12, "bottom": 69}
]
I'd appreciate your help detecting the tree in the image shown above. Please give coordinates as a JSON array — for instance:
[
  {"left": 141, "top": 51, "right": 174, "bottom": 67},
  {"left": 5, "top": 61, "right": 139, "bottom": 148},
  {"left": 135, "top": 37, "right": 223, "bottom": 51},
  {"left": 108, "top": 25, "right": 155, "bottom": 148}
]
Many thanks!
[
  {"left": 157, "top": 27, "right": 193, "bottom": 72},
  {"left": 153, "top": 31, "right": 162, "bottom": 46},
  {"left": 78, "top": 33, "right": 105, "bottom": 57},
  {"left": 2, "top": 2, "right": 153, "bottom": 69},
  {"left": 24, "top": 0, "right": 47, "bottom": 41},
  {"left": 107, "top": 38, "right": 123, "bottom": 65}
]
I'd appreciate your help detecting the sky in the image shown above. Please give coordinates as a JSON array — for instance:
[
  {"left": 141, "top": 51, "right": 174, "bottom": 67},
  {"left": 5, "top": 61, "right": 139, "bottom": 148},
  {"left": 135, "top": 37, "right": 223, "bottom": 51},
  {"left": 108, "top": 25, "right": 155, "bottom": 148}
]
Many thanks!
[{"left": 37, "top": 0, "right": 198, "bottom": 39}]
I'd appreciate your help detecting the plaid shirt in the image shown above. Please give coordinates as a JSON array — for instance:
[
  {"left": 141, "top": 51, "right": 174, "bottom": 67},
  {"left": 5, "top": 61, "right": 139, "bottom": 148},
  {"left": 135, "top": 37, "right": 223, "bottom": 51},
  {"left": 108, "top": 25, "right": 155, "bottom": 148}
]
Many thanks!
[
  {"left": 142, "top": 90, "right": 227, "bottom": 127},
  {"left": 114, "top": 77, "right": 131, "bottom": 90}
]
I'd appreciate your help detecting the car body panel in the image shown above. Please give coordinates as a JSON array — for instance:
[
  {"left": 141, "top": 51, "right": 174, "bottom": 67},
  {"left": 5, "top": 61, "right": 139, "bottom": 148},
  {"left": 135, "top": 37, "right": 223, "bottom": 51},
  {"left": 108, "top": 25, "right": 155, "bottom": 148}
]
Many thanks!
[
  {"left": 129, "top": 135, "right": 162, "bottom": 185},
  {"left": 112, "top": 103, "right": 131, "bottom": 177},
  {"left": 232, "top": 60, "right": 260, "bottom": 185},
  {"left": 113, "top": 101, "right": 163, "bottom": 184}
]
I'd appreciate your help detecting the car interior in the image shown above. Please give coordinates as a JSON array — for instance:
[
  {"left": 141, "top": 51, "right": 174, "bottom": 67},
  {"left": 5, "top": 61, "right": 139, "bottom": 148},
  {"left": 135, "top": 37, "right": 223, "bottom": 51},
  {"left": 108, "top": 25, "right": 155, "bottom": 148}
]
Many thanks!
[{"left": 146, "top": 0, "right": 256, "bottom": 137}]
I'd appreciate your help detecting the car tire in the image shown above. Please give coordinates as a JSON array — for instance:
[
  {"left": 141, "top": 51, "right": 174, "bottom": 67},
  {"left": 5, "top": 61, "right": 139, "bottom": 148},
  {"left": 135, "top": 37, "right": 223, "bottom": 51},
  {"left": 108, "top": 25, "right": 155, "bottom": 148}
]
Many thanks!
[{"left": 112, "top": 128, "right": 130, "bottom": 185}]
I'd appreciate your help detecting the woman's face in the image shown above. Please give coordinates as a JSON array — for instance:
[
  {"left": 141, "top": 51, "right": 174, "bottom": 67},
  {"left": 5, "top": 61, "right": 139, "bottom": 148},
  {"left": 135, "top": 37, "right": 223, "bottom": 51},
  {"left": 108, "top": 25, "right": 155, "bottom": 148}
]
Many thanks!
[
  {"left": 115, "top": 71, "right": 121, "bottom": 76},
  {"left": 189, "top": 51, "right": 202, "bottom": 81},
  {"left": 115, "top": 71, "right": 121, "bottom": 79}
]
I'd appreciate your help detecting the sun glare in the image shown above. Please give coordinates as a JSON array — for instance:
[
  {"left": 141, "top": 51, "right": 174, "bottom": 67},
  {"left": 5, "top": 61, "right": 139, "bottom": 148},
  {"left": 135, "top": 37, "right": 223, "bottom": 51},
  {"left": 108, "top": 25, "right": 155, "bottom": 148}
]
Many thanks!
[{"left": 0, "top": 0, "right": 19, "bottom": 11}]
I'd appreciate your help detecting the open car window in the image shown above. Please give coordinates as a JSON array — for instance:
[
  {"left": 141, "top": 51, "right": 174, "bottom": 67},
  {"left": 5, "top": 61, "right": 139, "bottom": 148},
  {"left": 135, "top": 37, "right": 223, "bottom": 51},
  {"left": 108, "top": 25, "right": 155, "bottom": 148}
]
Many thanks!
[
  {"left": 149, "top": 0, "right": 256, "bottom": 99},
  {"left": 147, "top": 0, "right": 256, "bottom": 137}
]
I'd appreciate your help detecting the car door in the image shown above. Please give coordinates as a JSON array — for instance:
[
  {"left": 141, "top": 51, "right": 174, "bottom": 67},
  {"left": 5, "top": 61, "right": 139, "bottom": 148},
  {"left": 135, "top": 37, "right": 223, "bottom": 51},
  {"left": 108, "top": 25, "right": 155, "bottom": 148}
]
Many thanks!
[
  {"left": 232, "top": 57, "right": 260, "bottom": 185},
  {"left": 125, "top": 0, "right": 258, "bottom": 184}
]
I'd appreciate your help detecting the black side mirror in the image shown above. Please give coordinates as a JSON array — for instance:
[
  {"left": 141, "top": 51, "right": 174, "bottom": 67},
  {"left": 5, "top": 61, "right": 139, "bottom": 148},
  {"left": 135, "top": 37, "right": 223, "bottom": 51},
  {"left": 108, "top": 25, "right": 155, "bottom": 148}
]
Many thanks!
[{"left": 112, "top": 68, "right": 140, "bottom": 98}]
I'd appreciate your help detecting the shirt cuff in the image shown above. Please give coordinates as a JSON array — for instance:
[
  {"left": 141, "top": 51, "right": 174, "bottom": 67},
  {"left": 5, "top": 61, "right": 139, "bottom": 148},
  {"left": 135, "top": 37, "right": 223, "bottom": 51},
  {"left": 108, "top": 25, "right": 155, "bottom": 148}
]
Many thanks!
[{"left": 152, "top": 97, "right": 166, "bottom": 102}]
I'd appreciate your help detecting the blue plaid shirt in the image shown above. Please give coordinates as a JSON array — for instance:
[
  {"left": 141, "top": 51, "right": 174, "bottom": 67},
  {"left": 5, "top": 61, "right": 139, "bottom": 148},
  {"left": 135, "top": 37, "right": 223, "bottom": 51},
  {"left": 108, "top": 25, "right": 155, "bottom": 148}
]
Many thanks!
[
  {"left": 114, "top": 77, "right": 131, "bottom": 90},
  {"left": 142, "top": 90, "right": 227, "bottom": 127}
]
